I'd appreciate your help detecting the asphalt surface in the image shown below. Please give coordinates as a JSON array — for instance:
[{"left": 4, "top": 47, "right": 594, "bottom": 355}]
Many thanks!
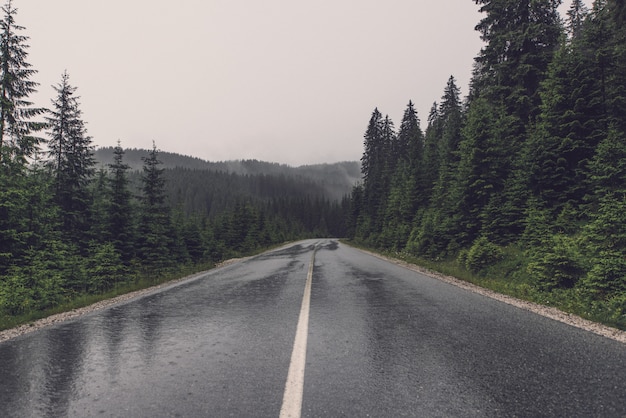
[{"left": 0, "top": 239, "right": 625, "bottom": 417}]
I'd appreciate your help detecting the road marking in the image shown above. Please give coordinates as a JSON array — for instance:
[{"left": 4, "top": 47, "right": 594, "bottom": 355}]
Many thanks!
[{"left": 279, "top": 246, "right": 317, "bottom": 418}]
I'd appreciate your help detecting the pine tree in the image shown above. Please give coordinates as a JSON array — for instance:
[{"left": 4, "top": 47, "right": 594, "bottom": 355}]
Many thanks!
[
  {"left": 46, "top": 71, "right": 95, "bottom": 245},
  {"left": 0, "top": 0, "right": 45, "bottom": 169},
  {"left": 566, "top": 0, "right": 589, "bottom": 39},
  {"left": 377, "top": 102, "right": 425, "bottom": 250},
  {"left": 453, "top": 98, "right": 500, "bottom": 246},
  {"left": 419, "top": 102, "right": 442, "bottom": 205},
  {"left": 396, "top": 101, "right": 423, "bottom": 166},
  {"left": 107, "top": 140, "right": 135, "bottom": 263},
  {"left": 417, "top": 77, "right": 464, "bottom": 254},
  {"left": 396, "top": 101, "right": 424, "bottom": 216},
  {"left": 358, "top": 108, "right": 386, "bottom": 240},
  {"left": 580, "top": 128, "right": 626, "bottom": 297},
  {"left": 473, "top": 0, "right": 562, "bottom": 125},
  {"left": 360, "top": 108, "right": 383, "bottom": 187},
  {"left": 0, "top": 1, "right": 45, "bottom": 273},
  {"left": 433, "top": 76, "right": 463, "bottom": 206},
  {"left": 469, "top": 0, "right": 562, "bottom": 243},
  {"left": 137, "top": 142, "right": 173, "bottom": 271}
]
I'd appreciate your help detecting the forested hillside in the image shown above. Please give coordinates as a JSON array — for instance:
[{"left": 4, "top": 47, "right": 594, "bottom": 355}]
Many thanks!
[
  {"left": 0, "top": 0, "right": 353, "bottom": 325},
  {"left": 348, "top": 0, "right": 626, "bottom": 328},
  {"left": 94, "top": 147, "right": 361, "bottom": 201}
]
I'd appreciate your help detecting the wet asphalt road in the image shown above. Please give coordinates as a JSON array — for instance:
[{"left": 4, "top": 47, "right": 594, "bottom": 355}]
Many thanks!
[{"left": 0, "top": 239, "right": 625, "bottom": 417}]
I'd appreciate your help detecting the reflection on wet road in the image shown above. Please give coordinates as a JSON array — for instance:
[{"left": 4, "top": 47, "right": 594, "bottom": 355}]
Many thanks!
[{"left": 0, "top": 240, "right": 625, "bottom": 417}]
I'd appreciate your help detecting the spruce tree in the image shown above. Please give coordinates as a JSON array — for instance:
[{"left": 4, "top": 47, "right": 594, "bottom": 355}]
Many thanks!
[
  {"left": 46, "top": 71, "right": 95, "bottom": 246},
  {"left": 580, "top": 128, "right": 626, "bottom": 297},
  {"left": 0, "top": 0, "right": 45, "bottom": 168},
  {"left": 421, "top": 76, "right": 464, "bottom": 253},
  {"left": 453, "top": 98, "right": 500, "bottom": 246},
  {"left": 137, "top": 142, "right": 173, "bottom": 271},
  {"left": 107, "top": 141, "right": 135, "bottom": 263},
  {"left": 419, "top": 102, "right": 442, "bottom": 205},
  {"left": 473, "top": 0, "right": 562, "bottom": 125},
  {"left": 566, "top": 0, "right": 589, "bottom": 39},
  {"left": 358, "top": 108, "right": 386, "bottom": 240},
  {"left": 396, "top": 101, "right": 423, "bottom": 166},
  {"left": 433, "top": 76, "right": 463, "bottom": 205},
  {"left": 395, "top": 101, "right": 424, "bottom": 216},
  {"left": 0, "top": 1, "right": 44, "bottom": 273},
  {"left": 469, "top": 0, "right": 562, "bottom": 243}
]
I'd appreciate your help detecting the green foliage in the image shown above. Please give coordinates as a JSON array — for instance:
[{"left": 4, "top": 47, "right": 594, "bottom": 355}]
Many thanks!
[
  {"left": 526, "top": 234, "right": 586, "bottom": 291},
  {"left": 0, "top": 0, "right": 46, "bottom": 166},
  {"left": 581, "top": 252, "right": 626, "bottom": 298},
  {"left": 46, "top": 71, "right": 96, "bottom": 245},
  {"left": 465, "top": 236, "right": 504, "bottom": 274},
  {"left": 347, "top": 0, "right": 626, "bottom": 329},
  {"left": 85, "top": 242, "right": 129, "bottom": 292}
]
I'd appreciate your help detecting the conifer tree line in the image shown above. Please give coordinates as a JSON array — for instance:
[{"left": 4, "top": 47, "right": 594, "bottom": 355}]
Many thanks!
[
  {"left": 349, "top": 0, "right": 626, "bottom": 322},
  {"left": 0, "top": 1, "right": 345, "bottom": 317}
]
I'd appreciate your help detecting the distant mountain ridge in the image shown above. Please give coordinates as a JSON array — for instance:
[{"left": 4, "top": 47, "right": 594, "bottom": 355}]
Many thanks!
[{"left": 94, "top": 147, "right": 362, "bottom": 201}]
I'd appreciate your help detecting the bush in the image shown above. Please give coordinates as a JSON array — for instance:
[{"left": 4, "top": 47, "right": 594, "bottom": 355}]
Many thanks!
[
  {"left": 580, "top": 251, "right": 626, "bottom": 299},
  {"left": 526, "top": 234, "right": 585, "bottom": 291},
  {"left": 457, "top": 248, "right": 469, "bottom": 267},
  {"left": 465, "top": 236, "right": 504, "bottom": 273}
]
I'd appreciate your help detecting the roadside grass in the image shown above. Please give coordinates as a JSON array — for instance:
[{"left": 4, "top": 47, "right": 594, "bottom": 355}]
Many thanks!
[
  {"left": 345, "top": 241, "right": 625, "bottom": 331},
  {"left": 0, "top": 260, "right": 216, "bottom": 332}
]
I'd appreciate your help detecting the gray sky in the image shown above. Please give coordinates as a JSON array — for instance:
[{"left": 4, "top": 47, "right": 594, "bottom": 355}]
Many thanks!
[{"left": 18, "top": 1, "right": 580, "bottom": 166}]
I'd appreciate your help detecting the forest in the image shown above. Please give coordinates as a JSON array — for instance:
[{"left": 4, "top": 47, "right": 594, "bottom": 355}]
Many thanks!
[
  {"left": 1, "top": 0, "right": 626, "bottom": 331},
  {"left": 0, "top": 0, "right": 351, "bottom": 325},
  {"left": 348, "top": 0, "right": 626, "bottom": 328}
]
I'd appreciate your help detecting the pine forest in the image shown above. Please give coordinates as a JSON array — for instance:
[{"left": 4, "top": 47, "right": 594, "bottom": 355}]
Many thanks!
[
  {"left": 1, "top": 0, "right": 626, "bottom": 330},
  {"left": 349, "top": 0, "right": 626, "bottom": 329}
]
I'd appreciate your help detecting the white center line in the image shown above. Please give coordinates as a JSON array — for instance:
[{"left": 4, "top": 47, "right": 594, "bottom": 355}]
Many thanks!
[{"left": 279, "top": 246, "right": 317, "bottom": 418}]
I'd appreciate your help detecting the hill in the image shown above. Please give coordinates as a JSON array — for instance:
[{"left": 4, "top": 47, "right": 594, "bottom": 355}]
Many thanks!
[{"left": 94, "top": 147, "right": 361, "bottom": 201}]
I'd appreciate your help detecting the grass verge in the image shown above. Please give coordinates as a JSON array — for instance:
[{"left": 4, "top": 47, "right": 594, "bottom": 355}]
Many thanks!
[
  {"left": 0, "top": 261, "right": 216, "bottom": 333},
  {"left": 345, "top": 241, "right": 625, "bottom": 331}
]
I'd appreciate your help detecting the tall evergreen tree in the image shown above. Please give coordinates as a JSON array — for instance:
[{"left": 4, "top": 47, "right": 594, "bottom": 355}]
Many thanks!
[
  {"left": 473, "top": 0, "right": 563, "bottom": 125},
  {"left": 469, "top": 0, "right": 562, "bottom": 243},
  {"left": 137, "top": 142, "right": 173, "bottom": 271},
  {"left": 429, "top": 77, "right": 464, "bottom": 221},
  {"left": 0, "top": 1, "right": 44, "bottom": 273},
  {"left": 579, "top": 128, "right": 626, "bottom": 297},
  {"left": 396, "top": 101, "right": 425, "bottom": 214},
  {"left": 452, "top": 98, "right": 501, "bottom": 246},
  {"left": 358, "top": 108, "right": 386, "bottom": 239},
  {"left": 107, "top": 140, "right": 135, "bottom": 263},
  {"left": 360, "top": 108, "right": 383, "bottom": 187},
  {"left": 380, "top": 103, "right": 422, "bottom": 249},
  {"left": 0, "top": 0, "right": 45, "bottom": 168},
  {"left": 396, "top": 101, "right": 422, "bottom": 165},
  {"left": 566, "top": 0, "right": 589, "bottom": 39},
  {"left": 418, "top": 102, "right": 442, "bottom": 205},
  {"left": 434, "top": 76, "right": 464, "bottom": 199},
  {"left": 46, "top": 71, "right": 95, "bottom": 245}
]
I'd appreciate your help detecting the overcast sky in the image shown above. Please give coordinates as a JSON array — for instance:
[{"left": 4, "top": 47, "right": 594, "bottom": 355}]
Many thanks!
[{"left": 18, "top": 1, "right": 582, "bottom": 166}]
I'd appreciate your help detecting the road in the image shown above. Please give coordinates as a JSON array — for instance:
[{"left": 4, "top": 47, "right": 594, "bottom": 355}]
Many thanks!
[{"left": 0, "top": 239, "right": 625, "bottom": 417}]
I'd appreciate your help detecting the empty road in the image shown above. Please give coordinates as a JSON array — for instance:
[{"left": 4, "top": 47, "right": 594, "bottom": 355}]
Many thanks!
[{"left": 0, "top": 240, "right": 625, "bottom": 417}]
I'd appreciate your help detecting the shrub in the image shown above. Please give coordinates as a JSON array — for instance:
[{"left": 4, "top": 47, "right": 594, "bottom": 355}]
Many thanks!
[
  {"left": 580, "top": 251, "right": 626, "bottom": 299},
  {"left": 526, "top": 234, "right": 585, "bottom": 291},
  {"left": 465, "top": 236, "right": 504, "bottom": 273}
]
